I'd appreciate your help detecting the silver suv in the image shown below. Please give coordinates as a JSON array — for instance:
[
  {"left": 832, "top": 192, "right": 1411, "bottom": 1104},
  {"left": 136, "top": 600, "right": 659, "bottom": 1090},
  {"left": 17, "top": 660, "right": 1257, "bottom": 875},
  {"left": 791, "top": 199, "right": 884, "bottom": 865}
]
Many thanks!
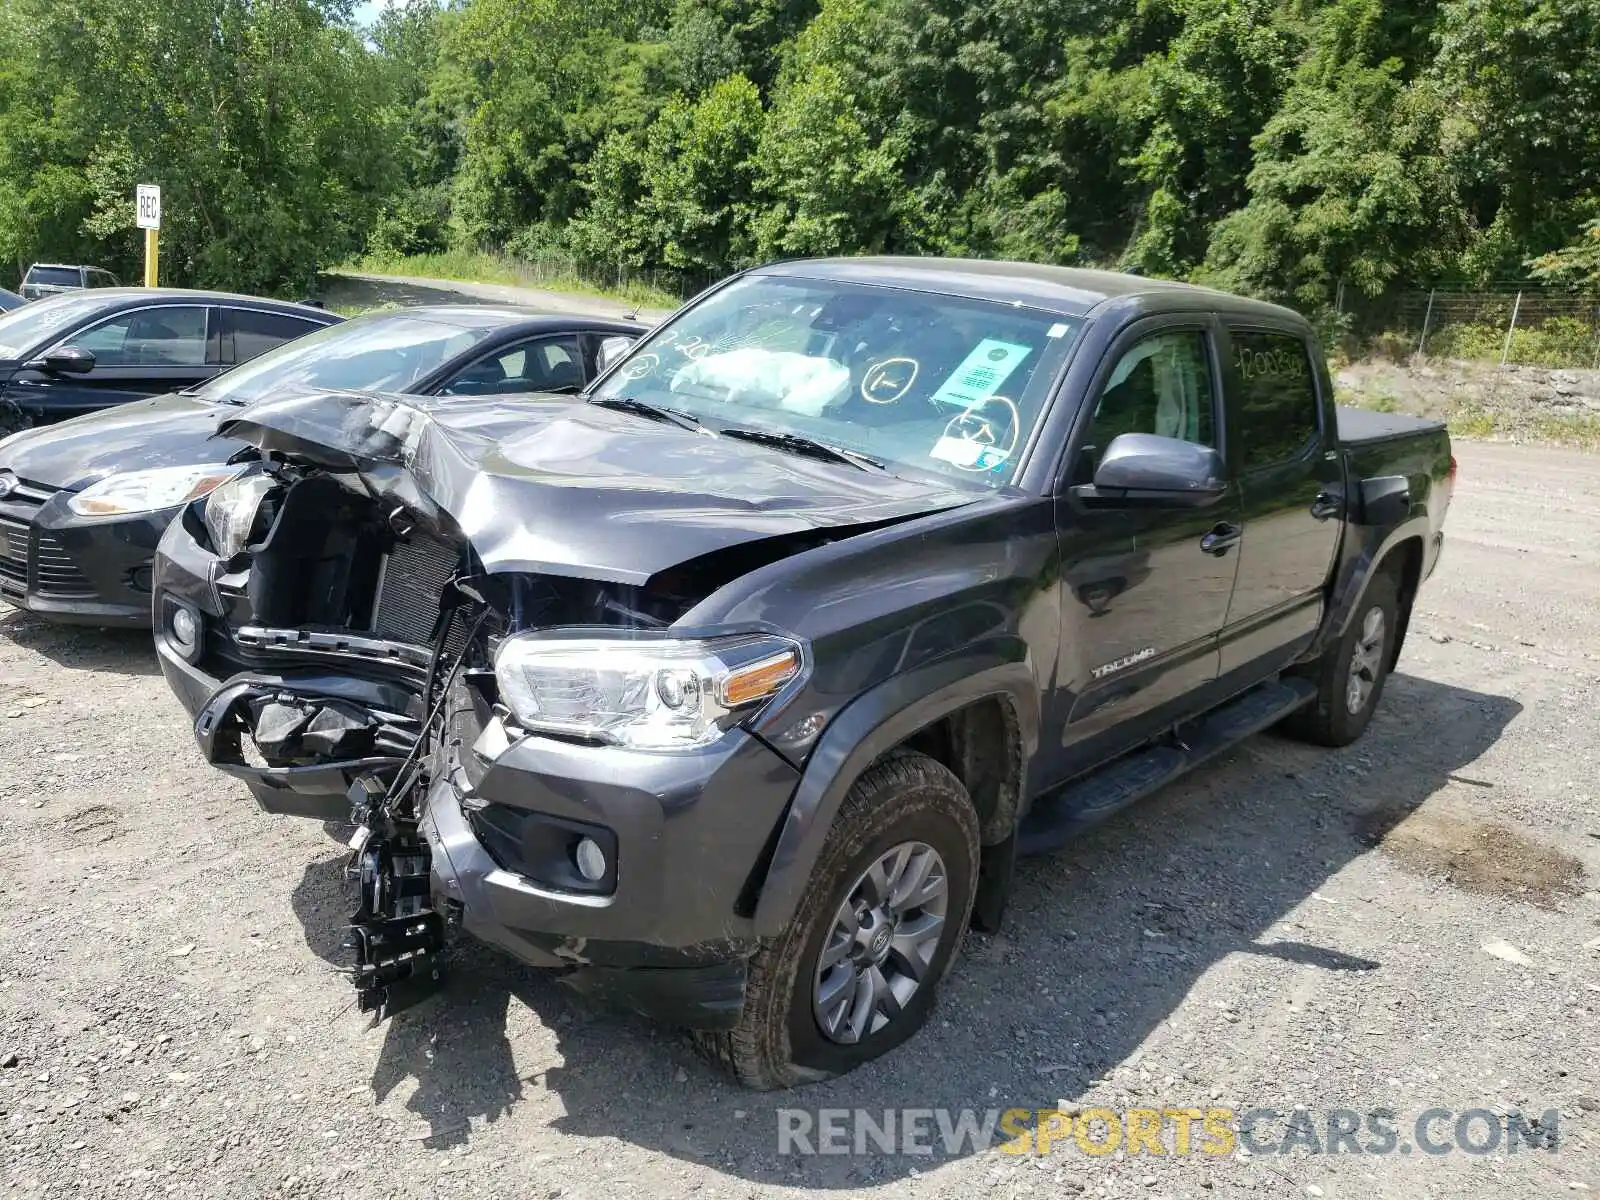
[{"left": 19, "top": 263, "right": 120, "bottom": 301}]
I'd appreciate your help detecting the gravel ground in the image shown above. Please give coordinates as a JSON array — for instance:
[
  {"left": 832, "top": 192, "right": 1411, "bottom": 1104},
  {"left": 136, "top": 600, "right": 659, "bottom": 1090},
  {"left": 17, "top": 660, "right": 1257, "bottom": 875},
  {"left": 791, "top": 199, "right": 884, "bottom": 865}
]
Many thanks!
[{"left": 2, "top": 440, "right": 1598, "bottom": 1200}]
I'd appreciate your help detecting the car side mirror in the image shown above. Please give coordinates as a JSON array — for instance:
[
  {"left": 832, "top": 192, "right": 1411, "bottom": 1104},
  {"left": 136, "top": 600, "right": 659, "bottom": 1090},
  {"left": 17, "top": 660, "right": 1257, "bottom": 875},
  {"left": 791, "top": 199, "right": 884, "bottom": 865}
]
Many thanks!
[
  {"left": 1076, "top": 433, "right": 1227, "bottom": 506},
  {"left": 597, "top": 337, "right": 633, "bottom": 373},
  {"left": 27, "top": 346, "right": 96, "bottom": 375}
]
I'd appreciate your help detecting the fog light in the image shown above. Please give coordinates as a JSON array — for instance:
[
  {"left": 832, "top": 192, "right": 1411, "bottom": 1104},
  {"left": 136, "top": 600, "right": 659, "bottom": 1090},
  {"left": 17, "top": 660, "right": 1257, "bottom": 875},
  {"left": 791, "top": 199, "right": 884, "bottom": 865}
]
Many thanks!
[
  {"left": 573, "top": 837, "right": 607, "bottom": 883},
  {"left": 170, "top": 605, "right": 199, "bottom": 654}
]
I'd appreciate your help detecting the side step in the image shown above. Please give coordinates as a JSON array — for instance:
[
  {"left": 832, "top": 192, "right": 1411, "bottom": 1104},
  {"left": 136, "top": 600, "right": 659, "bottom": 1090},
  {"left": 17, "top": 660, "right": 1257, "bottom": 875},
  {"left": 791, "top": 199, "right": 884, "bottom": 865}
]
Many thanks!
[{"left": 1017, "top": 677, "right": 1316, "bottom": 856}]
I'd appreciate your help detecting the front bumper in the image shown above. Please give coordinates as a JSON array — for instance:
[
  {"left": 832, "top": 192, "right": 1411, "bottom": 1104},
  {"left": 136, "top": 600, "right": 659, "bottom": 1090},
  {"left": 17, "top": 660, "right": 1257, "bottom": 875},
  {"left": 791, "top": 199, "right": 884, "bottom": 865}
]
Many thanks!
[
  {"left": 0, "top": 481, "right": 169, "bottom": 626},
  {"left": 153, "top": 520, "right": 803, "bottom": 1029}
]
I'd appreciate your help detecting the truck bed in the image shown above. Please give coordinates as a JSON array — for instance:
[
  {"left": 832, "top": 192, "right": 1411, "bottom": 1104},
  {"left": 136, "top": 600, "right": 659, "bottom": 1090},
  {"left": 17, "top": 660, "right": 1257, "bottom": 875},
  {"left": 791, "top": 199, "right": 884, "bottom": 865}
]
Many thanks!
[{"left": 1336, "top": 405, "right": 1446, "bottom": 447}]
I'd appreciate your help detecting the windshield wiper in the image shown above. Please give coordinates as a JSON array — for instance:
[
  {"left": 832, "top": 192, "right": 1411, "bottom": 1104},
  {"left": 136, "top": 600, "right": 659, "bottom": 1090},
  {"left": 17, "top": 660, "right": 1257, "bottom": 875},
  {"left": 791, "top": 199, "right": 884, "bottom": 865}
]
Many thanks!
[
  {"left": 718, "top": 427, "right": 886, "bottom": 472},
  {"left": 588, "top": 395, "right": 704, "bottom": 433}
]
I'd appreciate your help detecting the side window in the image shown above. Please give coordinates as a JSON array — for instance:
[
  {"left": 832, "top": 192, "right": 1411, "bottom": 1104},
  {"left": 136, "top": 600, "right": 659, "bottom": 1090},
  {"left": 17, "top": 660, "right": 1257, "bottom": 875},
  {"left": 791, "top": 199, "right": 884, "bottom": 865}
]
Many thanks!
[
  {"left": 1084, "top": 330, "right": 1216, "bottom": 466},
  {"left": 224, "top": 309, "right": 324, "bottom": 364},
  {"left": 60, "top": 306, "right": 209, "bottom": 366},
  {"left": 439, "top": 335, "right": 584, "bottom": 396},
  {"left": 1231, "top": 330, "right": 1319, "bottom": 469},
  {"left": 532, "top": 337, "right": 583, "bottom": 392}
]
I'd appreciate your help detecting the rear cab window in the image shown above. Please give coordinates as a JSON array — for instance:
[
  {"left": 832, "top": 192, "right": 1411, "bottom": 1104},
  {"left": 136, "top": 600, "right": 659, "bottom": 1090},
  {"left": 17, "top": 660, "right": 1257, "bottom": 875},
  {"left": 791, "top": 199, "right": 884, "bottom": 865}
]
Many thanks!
[
  {"left": 25, "top": 267, "right": 82, "bottom": 287},
  {"left": 1229, "top": 329, "right": 1321, "bottom": 469}
]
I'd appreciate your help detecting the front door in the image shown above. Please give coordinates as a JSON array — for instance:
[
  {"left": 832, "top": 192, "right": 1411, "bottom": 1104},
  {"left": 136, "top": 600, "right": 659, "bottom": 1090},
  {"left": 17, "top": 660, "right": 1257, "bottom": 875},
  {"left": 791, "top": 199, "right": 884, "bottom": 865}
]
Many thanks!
[
  {"left": 3, "top": 304, "right": 217, "bottom": 425},
  {"left": 1043, "top": 319, "right": 1242, "bottom": 786},
  {"left": 1217, "top": 326, "right": 1342, "bottom": 675}
]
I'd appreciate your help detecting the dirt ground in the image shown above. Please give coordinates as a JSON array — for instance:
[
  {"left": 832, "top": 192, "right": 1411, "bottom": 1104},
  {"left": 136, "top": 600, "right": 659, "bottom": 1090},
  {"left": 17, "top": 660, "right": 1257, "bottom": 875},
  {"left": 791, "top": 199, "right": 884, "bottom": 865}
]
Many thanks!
[{"left": 2, "top": 440, "right": 1598, "bottom": 1200}]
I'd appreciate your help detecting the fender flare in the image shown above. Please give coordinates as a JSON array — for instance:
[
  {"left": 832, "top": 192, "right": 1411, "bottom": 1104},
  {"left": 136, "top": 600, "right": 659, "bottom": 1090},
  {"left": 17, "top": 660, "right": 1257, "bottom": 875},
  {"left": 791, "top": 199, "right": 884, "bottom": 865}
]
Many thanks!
[
  {"left": 750, "top": 641, "right": 1039, "bottom": 937},
  {"left": 1304, "top": 513, "right": 1433, "bottom": 664}
]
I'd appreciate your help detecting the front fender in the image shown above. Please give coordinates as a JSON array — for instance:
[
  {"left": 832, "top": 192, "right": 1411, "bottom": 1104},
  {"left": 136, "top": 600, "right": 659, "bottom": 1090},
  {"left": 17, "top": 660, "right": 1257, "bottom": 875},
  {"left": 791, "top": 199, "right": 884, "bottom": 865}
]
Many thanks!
[{"left": 750, "top": 642, "right": 1039, "bottom": 937}]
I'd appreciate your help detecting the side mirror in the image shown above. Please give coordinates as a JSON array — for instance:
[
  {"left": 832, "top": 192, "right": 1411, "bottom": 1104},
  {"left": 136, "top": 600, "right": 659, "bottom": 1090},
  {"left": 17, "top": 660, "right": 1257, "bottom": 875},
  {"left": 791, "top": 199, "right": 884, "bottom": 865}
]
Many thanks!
[
  {"left": 597, "top": 336, "right": 633, "bottom": 373},
  {"left": 27, "top": 346, "right": 96, "bottom": 375},
  {"left": 1078, "top": 433, "right": 1226, "bottom": 506}
]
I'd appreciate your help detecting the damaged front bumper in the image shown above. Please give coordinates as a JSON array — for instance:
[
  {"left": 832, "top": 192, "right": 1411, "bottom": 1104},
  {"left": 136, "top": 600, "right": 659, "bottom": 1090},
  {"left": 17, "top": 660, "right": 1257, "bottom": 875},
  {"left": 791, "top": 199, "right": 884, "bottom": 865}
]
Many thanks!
[
  {"left": 417, "top": 734, "right": 786, "bottom": 1028},
  {"left": 156, "top": 600, "right": 803, "bottom": 1030}
]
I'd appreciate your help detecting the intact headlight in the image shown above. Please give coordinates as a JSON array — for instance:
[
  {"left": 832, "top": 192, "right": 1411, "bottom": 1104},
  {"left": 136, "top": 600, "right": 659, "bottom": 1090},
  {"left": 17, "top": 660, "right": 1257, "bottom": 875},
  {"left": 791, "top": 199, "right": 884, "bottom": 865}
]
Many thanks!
[
  {"left": 67, "top": 464, "right": 242, "bottom": 517},
  {"left": 202, "top": 472, "right": 278, "bottom": 558},
  {"left": 493, "top": 633, "right": 802, "bottom": 750}
]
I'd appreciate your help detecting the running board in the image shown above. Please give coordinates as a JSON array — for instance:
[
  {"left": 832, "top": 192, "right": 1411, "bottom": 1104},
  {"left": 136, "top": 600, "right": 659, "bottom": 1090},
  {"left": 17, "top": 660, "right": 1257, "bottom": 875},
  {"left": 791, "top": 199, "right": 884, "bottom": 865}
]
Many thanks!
[{"left": 1017, "top": 677, "right": 1317, "bottom": 856}]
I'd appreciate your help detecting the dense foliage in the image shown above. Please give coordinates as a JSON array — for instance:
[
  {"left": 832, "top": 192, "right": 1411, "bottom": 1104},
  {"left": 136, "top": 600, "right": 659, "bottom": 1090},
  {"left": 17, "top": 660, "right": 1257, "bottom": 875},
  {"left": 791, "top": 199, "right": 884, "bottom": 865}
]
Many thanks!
[{"left": 4, "top": 0, "right": 1599, "bottom": 301}]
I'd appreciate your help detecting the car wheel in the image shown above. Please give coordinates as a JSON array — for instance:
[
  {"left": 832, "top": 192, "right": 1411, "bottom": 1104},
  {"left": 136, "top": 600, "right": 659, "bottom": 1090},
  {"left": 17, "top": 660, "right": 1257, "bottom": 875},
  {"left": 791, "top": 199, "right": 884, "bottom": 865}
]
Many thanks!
[
  {"left": 697, "top": 751, "right": 979, "bottom": 1090},
  {"left": 1283, "top": 568, "right": 1401, "bottom": 747}
]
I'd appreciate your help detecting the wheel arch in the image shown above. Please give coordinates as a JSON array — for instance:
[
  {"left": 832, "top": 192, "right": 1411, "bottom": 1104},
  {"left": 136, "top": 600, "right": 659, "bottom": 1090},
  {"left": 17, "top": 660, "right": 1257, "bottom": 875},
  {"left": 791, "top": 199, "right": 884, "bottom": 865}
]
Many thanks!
[{"left": 749, "top": 644, "right": 1038, "bottom": 938}]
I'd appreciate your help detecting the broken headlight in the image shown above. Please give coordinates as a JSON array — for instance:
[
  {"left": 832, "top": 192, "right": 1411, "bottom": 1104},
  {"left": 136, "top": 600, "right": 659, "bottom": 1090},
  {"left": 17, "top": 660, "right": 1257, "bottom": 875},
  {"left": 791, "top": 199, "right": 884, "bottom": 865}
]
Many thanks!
[
  {"left": 493, "top": 633, "right": 801, "bottom": 750},
  {"left": 68, "top": 464, "right": 242, "bottom": 517},
  {"left": 202, "top": 472, "right": 277, "bottom": 558}
]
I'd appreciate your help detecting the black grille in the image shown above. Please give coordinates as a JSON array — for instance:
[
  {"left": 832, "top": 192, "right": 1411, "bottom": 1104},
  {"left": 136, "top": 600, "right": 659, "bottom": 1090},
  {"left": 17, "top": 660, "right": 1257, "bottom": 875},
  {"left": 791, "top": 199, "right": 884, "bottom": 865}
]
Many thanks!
[
  {"left": 372, "top": 532, "right": 461, "bottom": 645},
  {"left": 0, "top": 481, "right": 96, "bottom": 599},
  {"left": 0, "top": 516, "right": 26, "bottom": 595},
  {"left": 33, "top": 532, "right": 94, "bottom": 597}
]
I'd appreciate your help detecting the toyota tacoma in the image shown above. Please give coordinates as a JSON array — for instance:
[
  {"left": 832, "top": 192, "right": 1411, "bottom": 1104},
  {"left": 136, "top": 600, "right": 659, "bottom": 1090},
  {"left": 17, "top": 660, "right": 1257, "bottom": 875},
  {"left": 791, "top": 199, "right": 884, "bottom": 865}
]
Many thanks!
[{"left": 151, "top": 257, "right": 1453, "bottom": 1088}]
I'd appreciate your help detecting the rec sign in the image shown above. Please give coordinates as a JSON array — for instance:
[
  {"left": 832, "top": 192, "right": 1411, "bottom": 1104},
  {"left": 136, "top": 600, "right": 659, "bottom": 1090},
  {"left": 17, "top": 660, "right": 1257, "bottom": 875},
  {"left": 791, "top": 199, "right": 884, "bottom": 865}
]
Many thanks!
[{"left": 135, "top": 184, "right": 161, "bottom": 230}]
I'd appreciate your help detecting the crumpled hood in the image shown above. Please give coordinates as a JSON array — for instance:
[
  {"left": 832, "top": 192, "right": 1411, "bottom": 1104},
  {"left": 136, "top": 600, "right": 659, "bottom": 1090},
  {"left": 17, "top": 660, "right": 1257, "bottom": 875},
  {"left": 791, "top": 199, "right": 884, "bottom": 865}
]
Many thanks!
[
  {"left": 217, "top": 390, "right": 979, "bottom": 585},
  {"left": 0, "top": 392, "right": 239, "bottom": 490}
]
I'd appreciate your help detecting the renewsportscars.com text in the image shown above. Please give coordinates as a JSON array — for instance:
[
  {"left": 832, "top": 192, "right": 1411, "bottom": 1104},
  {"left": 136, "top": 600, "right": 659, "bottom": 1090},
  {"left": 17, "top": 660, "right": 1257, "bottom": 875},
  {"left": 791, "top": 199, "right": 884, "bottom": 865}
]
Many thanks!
[{"left": 776, "top": 1106, "right": 1561, "bottom": 1158}]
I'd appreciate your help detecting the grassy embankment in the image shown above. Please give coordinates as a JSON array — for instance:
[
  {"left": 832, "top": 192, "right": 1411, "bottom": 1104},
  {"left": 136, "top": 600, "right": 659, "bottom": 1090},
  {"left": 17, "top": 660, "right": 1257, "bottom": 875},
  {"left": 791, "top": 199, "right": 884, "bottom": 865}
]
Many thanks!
[{"left": 338, "top": 249, "right": 683, "bottom": 314}]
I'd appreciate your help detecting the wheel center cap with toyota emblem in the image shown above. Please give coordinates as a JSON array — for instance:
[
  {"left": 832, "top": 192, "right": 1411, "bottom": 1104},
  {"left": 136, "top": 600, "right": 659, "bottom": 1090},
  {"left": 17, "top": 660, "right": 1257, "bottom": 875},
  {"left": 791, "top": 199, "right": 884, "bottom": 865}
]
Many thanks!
[{"left": 868, "top": 925, "right": 892, "bottom": 961}]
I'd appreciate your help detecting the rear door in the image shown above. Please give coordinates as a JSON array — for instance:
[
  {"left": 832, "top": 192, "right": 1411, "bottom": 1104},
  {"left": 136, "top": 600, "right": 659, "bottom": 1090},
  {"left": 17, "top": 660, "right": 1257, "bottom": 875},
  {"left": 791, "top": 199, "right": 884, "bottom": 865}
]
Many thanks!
[
  {"left": 2, "top": 302, "right": 218, "bottom": 423},
  {"left": 1217, "top": 324, "right": 1342, "bottom": 675},
  {"left": 1043, "top": 315, "right": 1242, "bottom": 783}
]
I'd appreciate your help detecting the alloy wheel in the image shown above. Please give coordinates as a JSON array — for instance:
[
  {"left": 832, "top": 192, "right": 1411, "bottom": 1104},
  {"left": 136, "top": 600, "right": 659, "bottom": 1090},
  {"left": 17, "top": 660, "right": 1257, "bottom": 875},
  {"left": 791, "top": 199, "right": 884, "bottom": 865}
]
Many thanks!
[
  {"left": 812, "top": 841, "right": 949, "bottom": 1044},
  {"left": 1345, "top": 606, "right": 1387, "bottom": 714}
]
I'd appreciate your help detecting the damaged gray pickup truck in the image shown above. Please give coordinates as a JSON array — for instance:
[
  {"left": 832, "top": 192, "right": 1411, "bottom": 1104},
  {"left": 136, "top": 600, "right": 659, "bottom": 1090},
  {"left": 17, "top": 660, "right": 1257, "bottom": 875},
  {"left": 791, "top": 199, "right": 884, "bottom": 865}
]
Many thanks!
[{"left": 153, "top": 258, "right": 1453, "bottom": 1088}]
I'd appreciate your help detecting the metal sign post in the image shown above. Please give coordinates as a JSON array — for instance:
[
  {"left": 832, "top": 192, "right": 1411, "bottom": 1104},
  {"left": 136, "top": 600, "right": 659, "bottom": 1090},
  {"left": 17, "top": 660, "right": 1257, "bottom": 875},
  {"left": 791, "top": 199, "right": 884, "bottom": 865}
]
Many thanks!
[{"left": 135, "top": 184, "right": 161, "bottom": 287}]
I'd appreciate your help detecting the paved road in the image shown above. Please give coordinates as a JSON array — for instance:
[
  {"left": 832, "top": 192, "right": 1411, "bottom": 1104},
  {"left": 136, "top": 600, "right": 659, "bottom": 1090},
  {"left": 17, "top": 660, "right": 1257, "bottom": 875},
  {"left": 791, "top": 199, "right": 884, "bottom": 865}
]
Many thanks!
[
  {"left": 0, "top": 441, "right": 1596, "bottom": 1199},
  {"left": 321, "top": 270, "right": 676, "bottom": 324}
]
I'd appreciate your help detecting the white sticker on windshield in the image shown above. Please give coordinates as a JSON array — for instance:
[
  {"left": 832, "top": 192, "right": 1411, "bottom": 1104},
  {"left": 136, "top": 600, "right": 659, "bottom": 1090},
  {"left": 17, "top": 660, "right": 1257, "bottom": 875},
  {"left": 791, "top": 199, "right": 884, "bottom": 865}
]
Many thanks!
[
  {"left": 928, "top": 339, "right": 1032, "bottom": 408},
  {"left": 929, "top": 436, "right": 1010, "bottom": 472},
  {"left": 1047, "top": 323, "right": 1070, "bottom": 339}
]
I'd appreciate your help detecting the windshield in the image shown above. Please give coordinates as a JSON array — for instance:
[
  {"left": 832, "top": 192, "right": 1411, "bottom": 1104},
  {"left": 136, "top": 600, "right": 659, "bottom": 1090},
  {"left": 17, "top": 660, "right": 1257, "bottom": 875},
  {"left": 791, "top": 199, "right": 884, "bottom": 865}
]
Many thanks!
[
  {"left": 196, "top": 312, "right": 502, "bottom": 404},
  {"left": 593, "top": 273, "right": 1084, "bottom": 486},
  {"left": 0, "top": 292, "right": 119, "bottom": 358}
]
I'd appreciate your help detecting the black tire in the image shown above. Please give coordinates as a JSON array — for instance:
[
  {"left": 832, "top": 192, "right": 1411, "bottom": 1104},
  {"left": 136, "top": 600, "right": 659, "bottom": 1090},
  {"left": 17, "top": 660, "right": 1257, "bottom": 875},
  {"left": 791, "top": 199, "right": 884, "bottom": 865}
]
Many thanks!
[
  {"left": 697, "top": 751, "right": 979, "bottom": 1090},
  {"left": 1283, "top": 568, "right": 1401, "bottom": 747}
]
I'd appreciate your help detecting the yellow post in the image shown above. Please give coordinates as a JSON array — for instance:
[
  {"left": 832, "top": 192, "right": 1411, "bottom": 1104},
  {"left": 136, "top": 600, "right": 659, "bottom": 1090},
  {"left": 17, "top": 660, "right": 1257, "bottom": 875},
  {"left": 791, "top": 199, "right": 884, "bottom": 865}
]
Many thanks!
[{"left": 143, "top": 227, "right": 159, "bottom": 287}]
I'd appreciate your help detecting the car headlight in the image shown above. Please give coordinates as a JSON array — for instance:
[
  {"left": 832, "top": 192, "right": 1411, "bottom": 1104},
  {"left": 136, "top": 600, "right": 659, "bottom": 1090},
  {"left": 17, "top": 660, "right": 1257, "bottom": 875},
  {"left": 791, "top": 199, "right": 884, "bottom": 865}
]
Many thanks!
[
  {"left": 202, "top": 472, "right": 278, "bottom": 558},
  {"left": 67, "top": 464, "right": 242, "bottom": 517},
  {"left": 493, "top": 633, "right": 802, "bottom": 750}
]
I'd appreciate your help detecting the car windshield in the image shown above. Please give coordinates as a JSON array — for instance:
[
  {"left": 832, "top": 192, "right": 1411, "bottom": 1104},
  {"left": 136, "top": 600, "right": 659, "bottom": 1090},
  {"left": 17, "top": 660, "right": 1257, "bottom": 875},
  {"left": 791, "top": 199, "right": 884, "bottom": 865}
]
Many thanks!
[
  {"left": 196, "top": 312, "right": 503, "bottom": 405},
  {"left": 0, "top": 292, "right": 118, "bottom": 359},
  {"left": 592, "top": 273, "right": 1084, "bottom": 486}
]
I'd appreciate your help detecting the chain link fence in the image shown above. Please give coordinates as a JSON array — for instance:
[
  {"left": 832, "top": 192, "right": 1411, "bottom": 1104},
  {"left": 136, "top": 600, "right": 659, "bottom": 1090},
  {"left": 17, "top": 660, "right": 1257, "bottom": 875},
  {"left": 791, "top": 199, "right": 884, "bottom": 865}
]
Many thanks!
[{"left": 1343, "top": 284, "right": 1600, "bottom": 370}]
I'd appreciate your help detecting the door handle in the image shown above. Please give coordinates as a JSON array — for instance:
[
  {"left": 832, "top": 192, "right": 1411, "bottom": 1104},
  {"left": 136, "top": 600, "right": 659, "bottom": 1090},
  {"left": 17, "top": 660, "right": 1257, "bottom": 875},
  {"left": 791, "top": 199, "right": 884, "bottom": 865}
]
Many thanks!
[
  {"left": 1199, "top": 522, "right": 1240, "bottom": 556},
  {"left": 1310, "top": 491, "right": 1343, "bottom": 521}
]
